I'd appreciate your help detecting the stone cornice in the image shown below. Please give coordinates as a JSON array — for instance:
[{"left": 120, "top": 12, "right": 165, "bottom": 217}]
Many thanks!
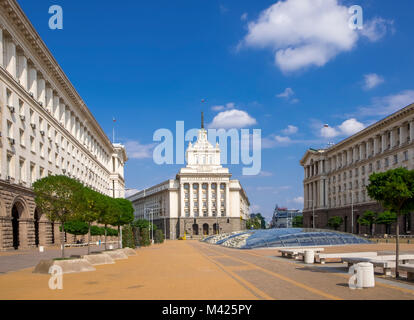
[
  {"left": 0, "top": 0, "right": 114, "bottom": 150},
  {"left": 324, "top": 103, "right": 414, "bottom": 155}
]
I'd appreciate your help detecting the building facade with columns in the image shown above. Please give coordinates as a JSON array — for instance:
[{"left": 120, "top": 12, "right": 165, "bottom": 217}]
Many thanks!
[
  {"left": 128, "top": 119, "right": 250, "bottom": 239},
  {"left": 0, "top": 0, "right": 127, "bottom": 250},
  {"left": 300, "top": 103, "right": 414, "bottom": 235}
]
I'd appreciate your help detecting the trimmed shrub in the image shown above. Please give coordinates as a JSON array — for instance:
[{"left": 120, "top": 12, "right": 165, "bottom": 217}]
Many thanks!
[
  {"left": 105, "top": 227, "right": 118, "bottom": 237},
  {"left": 139, "top": 228, "right": 151, "bottom": 247},
  {"left": 122, "top": 224, "right": 135, "bottom": 249},
  {"left": 90, "top": 226, "right": 105, "bottom": 236},
  {"left": 60, "top": 220, "right": 88, "bottom": 236},
  {"left": 154, "top": 229, "right": 164, "bottom": 244}
]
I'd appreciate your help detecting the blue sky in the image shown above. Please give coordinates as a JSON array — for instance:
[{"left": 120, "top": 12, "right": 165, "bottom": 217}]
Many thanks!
[{"left": 18, "top": 0, "right": 414, "bottom": 222}]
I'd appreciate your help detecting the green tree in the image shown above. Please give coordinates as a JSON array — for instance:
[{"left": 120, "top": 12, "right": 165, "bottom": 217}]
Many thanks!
[
  {"left": 90, "top": 225, "right": 105, "bottom": 236},
  {"left": 375, "top": 211, "right": 397, "bottom": 235},
  {"left": 246, "top": 217, "right": 261, "bottom": 230},
  {"left": 366, "top": 168, "right": 414, "bottom": 277},
  {"left": 328, "top": 216, "right": 343, "bottom": 231},
  {"left": 33, "top": 175, "right": 84, "bottom": 258},
  {"left": 292, "top": 216, "right": 303, "bottom": 228},
  {"left": 75, "top": 188, "right": 105, "bottom": 254},
  {"left": 60, "top": 220, "right": 88, "bottom": 242},
  {"left": 357, "top": 210, "right": 378, "bottom": 236},
  {"left": 97, "top": 196, "right": 116, "bottom": 250},
  {"left": 111, "top": 199, "right": 134, "bottom": 248}
]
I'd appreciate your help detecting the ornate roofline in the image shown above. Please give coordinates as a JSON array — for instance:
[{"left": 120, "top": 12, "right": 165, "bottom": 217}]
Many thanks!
[{"left": 0, "top": 0, "right": 114, "bottom": 149}]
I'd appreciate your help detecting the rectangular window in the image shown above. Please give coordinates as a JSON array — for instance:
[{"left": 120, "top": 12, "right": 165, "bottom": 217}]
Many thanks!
[
  {"left": 19, "top": 129, "right": 25, "bottom": 147},
  {"left": 30, "top": 163, "right": 36, "bottom": 184},
  {"left": 404, "top": 151, "right": 408, "bottom": 161},
  {"left": 393, "top": 154, "right": 398, "bottom": 164},
  {"left": 19, "top": 158, "right": 25, "bottom": 182}
]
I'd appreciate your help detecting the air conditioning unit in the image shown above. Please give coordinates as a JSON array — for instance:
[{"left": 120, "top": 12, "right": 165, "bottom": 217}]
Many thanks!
[
  {"left": 7, "top": 105, "right": 15, "bottom": 113},
  {"left": 30, "top": 123, "right": 36, "bottom": 129},
  {"left": 20, "top": 115, "right": 25, "bottom": 121},
  {"left": 8, "top": 138, "right": 15, "bottom": 145},
  {"left": 40, "top": 131, "right": 45, "bottom": 136}
]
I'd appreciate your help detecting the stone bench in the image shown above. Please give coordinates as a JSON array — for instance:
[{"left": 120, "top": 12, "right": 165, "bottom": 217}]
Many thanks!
[
  {"left": 279, "top": 248, "right": 324, "bottom": 260},
  {"left": 315, "top": 252, "right": 378, "bottom": 264},
  {"left": 398, "top": 264, "right": 414, "bottom": 280},
  {"left": 343, "top": 255, "right": 414, "bottom": 276}
]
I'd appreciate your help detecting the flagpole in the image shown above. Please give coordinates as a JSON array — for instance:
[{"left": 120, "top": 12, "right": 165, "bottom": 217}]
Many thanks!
[{"left": 113, "top": 118, "right": 116, "bottom": 144}]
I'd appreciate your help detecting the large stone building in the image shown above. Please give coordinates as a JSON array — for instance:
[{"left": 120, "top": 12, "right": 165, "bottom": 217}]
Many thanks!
[
  {"left": 0, "top": 0, "right": 127, "bottom": 250},
  {"left": 128, "top": 116, "right": 250, "bottom": 239},
  {"left": 300, "top": 103, "right": 414, "bottom": 235}
]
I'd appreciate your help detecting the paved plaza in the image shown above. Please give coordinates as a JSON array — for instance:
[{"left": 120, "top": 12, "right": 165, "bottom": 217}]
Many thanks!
[{"left": 0, "top": 241, "right": 414, "bottom": 300}]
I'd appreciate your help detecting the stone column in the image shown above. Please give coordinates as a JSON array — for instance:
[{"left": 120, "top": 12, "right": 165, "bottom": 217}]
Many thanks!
[
  {"left": 216, "top": 183, "right": 221, "bottom": 216},
  {"left": 366, "top": 140, "right": 371, "bottom": 157},
  {"left": 189, "top": 183, "right": 194, "bottom": 218},
  {"left": 400, "top": 124, "right": 407, "bottom": 146},
  {"left": 180, "top": 183, "right": 184, "bottom": 217},
  {"left": 38, "top": 77, "right": 46, "bottom": 106},
  {"left": 53, "top": 95, "right": 60, "bottom": 120},
  {"left": 46, "top": 86, "right": 53, "bottom": 113},
  {"left": 208, "top": 183, "right": 212, "bottom": 217},
  {"left": 18, "top": 54, "right": 28, "bottom": 89},
  {"left": 225, "top": 183, "right": 230, "bottom": 217},
  {"left": 6, "top": 38, "right": 17, "bottom": 78},
  {"left": 359, "top": 144, "right": 364, "bottom": 160},
  {"left": 381, "top": 132, "right": 387, "bottom": 152},
  {"left": 198, "top": 183, "right": 202, "bottom": 217},
  {"left": 29, "top": 66, "right": 37, "bottom": 99},
  {"left": 0, "top": 26, "right": 3, "bottom": 67},
  {"left": 390, "top": 128, "right": 396, "bottom": 149},
  {"left": 373, "top": 136, "right": 379, "bottom": 154},
  {"left": 410, "top": 120, "right": 414, "bottom": 142}
]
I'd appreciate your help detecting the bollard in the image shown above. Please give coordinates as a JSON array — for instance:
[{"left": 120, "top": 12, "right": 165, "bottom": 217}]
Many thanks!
[
  {"left": 349, "top": 262, "right": 375, "bottom": 289},
  {"left": 304, "top": 250, "right": 315, "bottom": 264}
]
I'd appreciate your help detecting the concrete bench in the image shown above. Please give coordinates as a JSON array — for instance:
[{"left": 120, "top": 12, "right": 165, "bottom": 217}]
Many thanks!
[
  {"left": 398, "top": 264, "right": 414, "bottom": 280},
  {"left": 315, "top": 252, "right": 378, "bottom": 264},
  {"left": 343, "top": 255, "right": 414, "bottom": 276},
  {"left": 279, "top": 248, "right": 324, "bottom": 260}
]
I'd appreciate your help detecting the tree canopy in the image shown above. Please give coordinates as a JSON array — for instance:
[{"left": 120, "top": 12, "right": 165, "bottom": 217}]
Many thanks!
[{"left": 328, "top": 216, "right": 343, "bottom": 230}]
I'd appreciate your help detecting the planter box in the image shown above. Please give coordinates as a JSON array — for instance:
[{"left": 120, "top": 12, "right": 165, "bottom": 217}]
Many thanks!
[{"left": 82, "top": 253, "right": 115, "bottom": 265}]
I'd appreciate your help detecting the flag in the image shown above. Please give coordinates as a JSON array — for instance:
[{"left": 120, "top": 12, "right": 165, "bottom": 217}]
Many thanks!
[{"left": 113, "top": 118, "right": 116, "bottom": 123}]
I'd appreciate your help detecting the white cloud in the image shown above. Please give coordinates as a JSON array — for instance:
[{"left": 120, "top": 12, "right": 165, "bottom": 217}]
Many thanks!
[
  {"left": 357, "top": 90, "right": 414, "bottom": 117},
  {"left": 277, "top": 88, "right": 299, "bottom": 103},
  {"left": 361, "top": 18, "right": 394, "bottom": 42},
  {"left": 277, "top": 87, "right": 294, "bottom": 99},
  {"left": 125, "top": 189, "right": 139, "bottom": 198},
  {"left": 124, "top": 140, "right": 155, "bottom": 159},
  {"left": 241, "top": 13, "right": 248, "bottom": 21},
  {"left": 240, "top": 0, "right": 392, "bottom": 73},
  {"left": 282, "top": 125, "right": 298, "bottom": 135},
  {"left": 211, "top": 102, "right": 235, "bottom": 112},
  {"left": 363, "top": 73, "right": 384, "bottom": 90},
  {"left": 292, "top": 196, "right": 304, "bottom": 205},
  {"left": 320, "top": 118, "right": 365, "bottom": 138},
  {"left": 274, "top": 135, "right": 291, "bottom": 143},
  {"left": 338, "top": 118, "right": 365, "bottom": 136},
  {"left": 208, "top": 109, "right": 257, "bottom": 129}
]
